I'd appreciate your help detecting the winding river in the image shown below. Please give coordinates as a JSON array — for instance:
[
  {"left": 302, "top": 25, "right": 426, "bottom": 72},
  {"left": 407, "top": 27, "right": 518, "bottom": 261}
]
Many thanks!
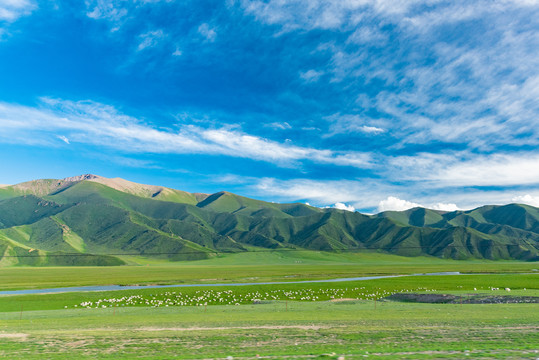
[{"left": 0, "top": 272, "right": 461, "bottom": 296}]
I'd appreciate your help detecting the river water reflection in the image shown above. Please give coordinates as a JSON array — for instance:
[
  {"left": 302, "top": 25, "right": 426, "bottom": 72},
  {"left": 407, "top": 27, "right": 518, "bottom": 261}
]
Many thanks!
[{"left": 0, "top": 272, "right": 461, "bottom": 296}]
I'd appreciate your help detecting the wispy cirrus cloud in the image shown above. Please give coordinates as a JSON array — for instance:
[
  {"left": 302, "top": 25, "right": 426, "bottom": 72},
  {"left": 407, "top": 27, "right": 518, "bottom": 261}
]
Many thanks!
[
  {"left": 240, "top": 0, "right": 539, "bottom": 152},
  {"left": 239, "top": 0, "right": 431, "bottom": 32},
  {"left": 423, "top": 154, "right": 539, "bottom": 187},
  {"left": 264, "top": 122, "right": 291, "bottom": 130},
  {"left": 2, "top": 99, "right": 536, "bottom": 211},
  {"left": 247, "top": 177, "right": 471, "bottom": 212},
  {"left": 0, "top": 98, "right": 371, "bottom": 169},
  {"left": 246, "top": 176, "right": 531, "bottom": 213},
  {"left": 85, "top": 0, "right": 172, "bottom": 29},
  {"left": 56, "top": 135, "right": 70, "bottom": 144},
  {"left": 299, "top": 69, "right": 324, "bottom": 83},
  {"left": 86, "top": 0, "right": 127, "bottom": 24},
  {"left": 241, "top": 0, "right": 538, "bottom": 32},
  {"left": 197, "top": 23, "right": 217, "bottom": 42},
  {"left": 4, "top": 97, "right": 534, "bottom": 196},
  {"left": 325, "top": 114, "right": 385, "bottom": 136},
  {"left": 0, "top": 0, "right": 36, "bottom": 22},
  {"left": 253, "top": 177, "right": 379, "bottom": 206},
  {"left": 0, "top": 0, "right": 36, "bottom": 40},
  {"left": 137, "top": 29, "right": 165, "bottom": 51},
  {"left": 384, "top": 151, "right": 539, "bottom": 189}
]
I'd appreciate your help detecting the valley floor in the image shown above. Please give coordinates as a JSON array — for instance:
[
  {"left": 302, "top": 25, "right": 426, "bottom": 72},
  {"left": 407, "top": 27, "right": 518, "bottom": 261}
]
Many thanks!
[
  {"left": 1, "top": 251, "right": 538, "bottom": 291},
  {"left": 1, "top": 256, "right": 538, "bottom": 359}
]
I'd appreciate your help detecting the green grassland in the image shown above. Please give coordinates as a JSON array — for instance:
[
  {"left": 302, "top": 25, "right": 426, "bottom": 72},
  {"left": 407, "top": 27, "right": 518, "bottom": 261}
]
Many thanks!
[
  {"left": 1, "top": 302, "right": 538, "bottom": 359},
  {"left": 0, "top": 274, "right": 537, "bottom": 312},
  {"left": 1, "top": 249, "right": 538, "bottom": 359},
  {"left": 0, "top": 274, "right": 538, "bottom": 359},
  {"left": 1, "top": 251, "right": 538, "bottom": 291}
]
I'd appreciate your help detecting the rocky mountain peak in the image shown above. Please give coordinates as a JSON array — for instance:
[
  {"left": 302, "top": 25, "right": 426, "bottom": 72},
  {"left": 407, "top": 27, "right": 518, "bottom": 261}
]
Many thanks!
[{"left": 61, "top": 174, "right": 103, "bottom": 183}]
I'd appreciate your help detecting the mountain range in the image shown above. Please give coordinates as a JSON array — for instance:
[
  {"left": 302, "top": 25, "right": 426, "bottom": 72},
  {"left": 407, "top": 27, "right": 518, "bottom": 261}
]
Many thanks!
[{"left": 0, "top": 174, "right": 538, "bottom": 266}]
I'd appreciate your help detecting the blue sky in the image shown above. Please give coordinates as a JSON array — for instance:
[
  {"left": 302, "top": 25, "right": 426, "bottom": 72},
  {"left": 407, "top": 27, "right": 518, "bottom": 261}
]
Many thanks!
[{"left": 1, "top": 0, "right": 539, "bottom": 213}]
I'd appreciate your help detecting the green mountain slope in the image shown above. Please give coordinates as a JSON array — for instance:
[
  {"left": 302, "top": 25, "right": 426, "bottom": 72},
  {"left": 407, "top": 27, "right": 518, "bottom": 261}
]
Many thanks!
[
  {"left": 0, "top": 175, "right": 538, "bottom": 265},
  {"left": 0, "top": 195, "right": 71, "bottom": 228},
  {"left": 377, "top": 207, "right": 446, "bottom": 227}
]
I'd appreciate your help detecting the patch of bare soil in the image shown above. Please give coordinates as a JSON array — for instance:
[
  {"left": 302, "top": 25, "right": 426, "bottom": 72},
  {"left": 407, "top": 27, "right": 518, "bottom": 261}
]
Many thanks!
[
  {"left": 137, "top": 325, "right": 330, "bottom": 332},
  {"left": 0, "top": 333, "right": 28, "bottom": 340},
  {"left": 64, "top": 340, "right": 91, "bottom": 348},
  {"left": 386, "top": 293, "right": 539, "bottom": 304}
]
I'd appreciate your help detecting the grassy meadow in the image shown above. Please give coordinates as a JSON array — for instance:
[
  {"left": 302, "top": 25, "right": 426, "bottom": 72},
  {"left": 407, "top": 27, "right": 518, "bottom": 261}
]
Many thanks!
[
  {"left": 1, "top": 251, "right": 538, "bottom": 291},
  {"left": 1, "top": 301, "right": 538, "bottom": 359},
  {"left": 0, "top": 252, "right": 538, "bottom": 359}
]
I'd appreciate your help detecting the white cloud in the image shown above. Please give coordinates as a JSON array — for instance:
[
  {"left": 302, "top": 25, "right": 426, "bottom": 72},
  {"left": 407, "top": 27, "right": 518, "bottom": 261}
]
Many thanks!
[
  {"left": 172, "top": 47, "right": 182, "bottom": 56},
  {"left": 57, "top": 135, "right": 70, "bottom": 144},
  {"left": 508, "top": 0, "right": 539, "bottom": 5},
  {"left": 385, "top": 150, "right": 539, "bottom": 189},
  {"left": 328, "top": 152, "right": 373, "bottom": 167},
  {"left": 377, "top": 196, "right": 421, "bottom": 212},
  {"left": 429, "top": 203, "right": 461, "bottom": 211},
  {"left": 254, "top": 178, "right": 378, "bottom": 205},
  {"left": 240, "top": 0, "right": 430, "bottom": 32},
  {"left": 359, "top": 125, "right": 384, "bottom": 134},
  {"left": 402, "top": 3, "right": 490, "bottom": 32},
  {"left": 241, "top": 0, "right": 526, "bottom": 39},
  {"left": 86, "top": 0, "right": 127, "bottom": 22},
  {"left": 0, "top": 0, "right": 36, "bottom": 39},
  {"left": 378, "top": 197, "right": 461, "bottom": 212},
  {"left": 2, "top": 99, "right": 539, "bottom": 192},
  {"left": 0, "top": 98, "right": 372, "bottom": 169},
  {"left": 300, "top": 69, "right": 323, "bottom": 82},
  {"left": 137, "top": 30, "right": 165, "bottom": 51},
  {"left": 254, "top": 179, "right": 467, "bottom": 213},
  {"left": 423, "top": 154, "right": 539, "bottom": 187},
  {"left": 199, "top": 128, "right": 370, "bottom": 167},
  {"left": 0, "top": 0, "right": 36, "bottom": 22},
  {"left": 85, "top": 0, "right": 171, "bottom": 31},
  {"left": 198, "top": 23, "right": 217, "bottom": 42},
  {"left": 373, "top": 11, "right": 539, "bottom": 150},
  {"left": 221, "top": 175, "right": 531, "bottom": 213},
  {"left": 347, "top": 26, "right": 388, "bottom": 45},
  {"left": 265, "top": 122, "right": 291, "bottom": 130},
  {"left": 332, "top": 202, "right": 355, "bottom": 212},
  {"left": 325, "top": 114, "right": 386, "bottom": 136},
  {"left": 511, "top": 194, "right": 539, "bottom": 207},
  {"left": 241, "top": 0, "right": 539, "bottom": 34},
  {"left": 241, "top": 1, "right": 539, "bottom": 153}
]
